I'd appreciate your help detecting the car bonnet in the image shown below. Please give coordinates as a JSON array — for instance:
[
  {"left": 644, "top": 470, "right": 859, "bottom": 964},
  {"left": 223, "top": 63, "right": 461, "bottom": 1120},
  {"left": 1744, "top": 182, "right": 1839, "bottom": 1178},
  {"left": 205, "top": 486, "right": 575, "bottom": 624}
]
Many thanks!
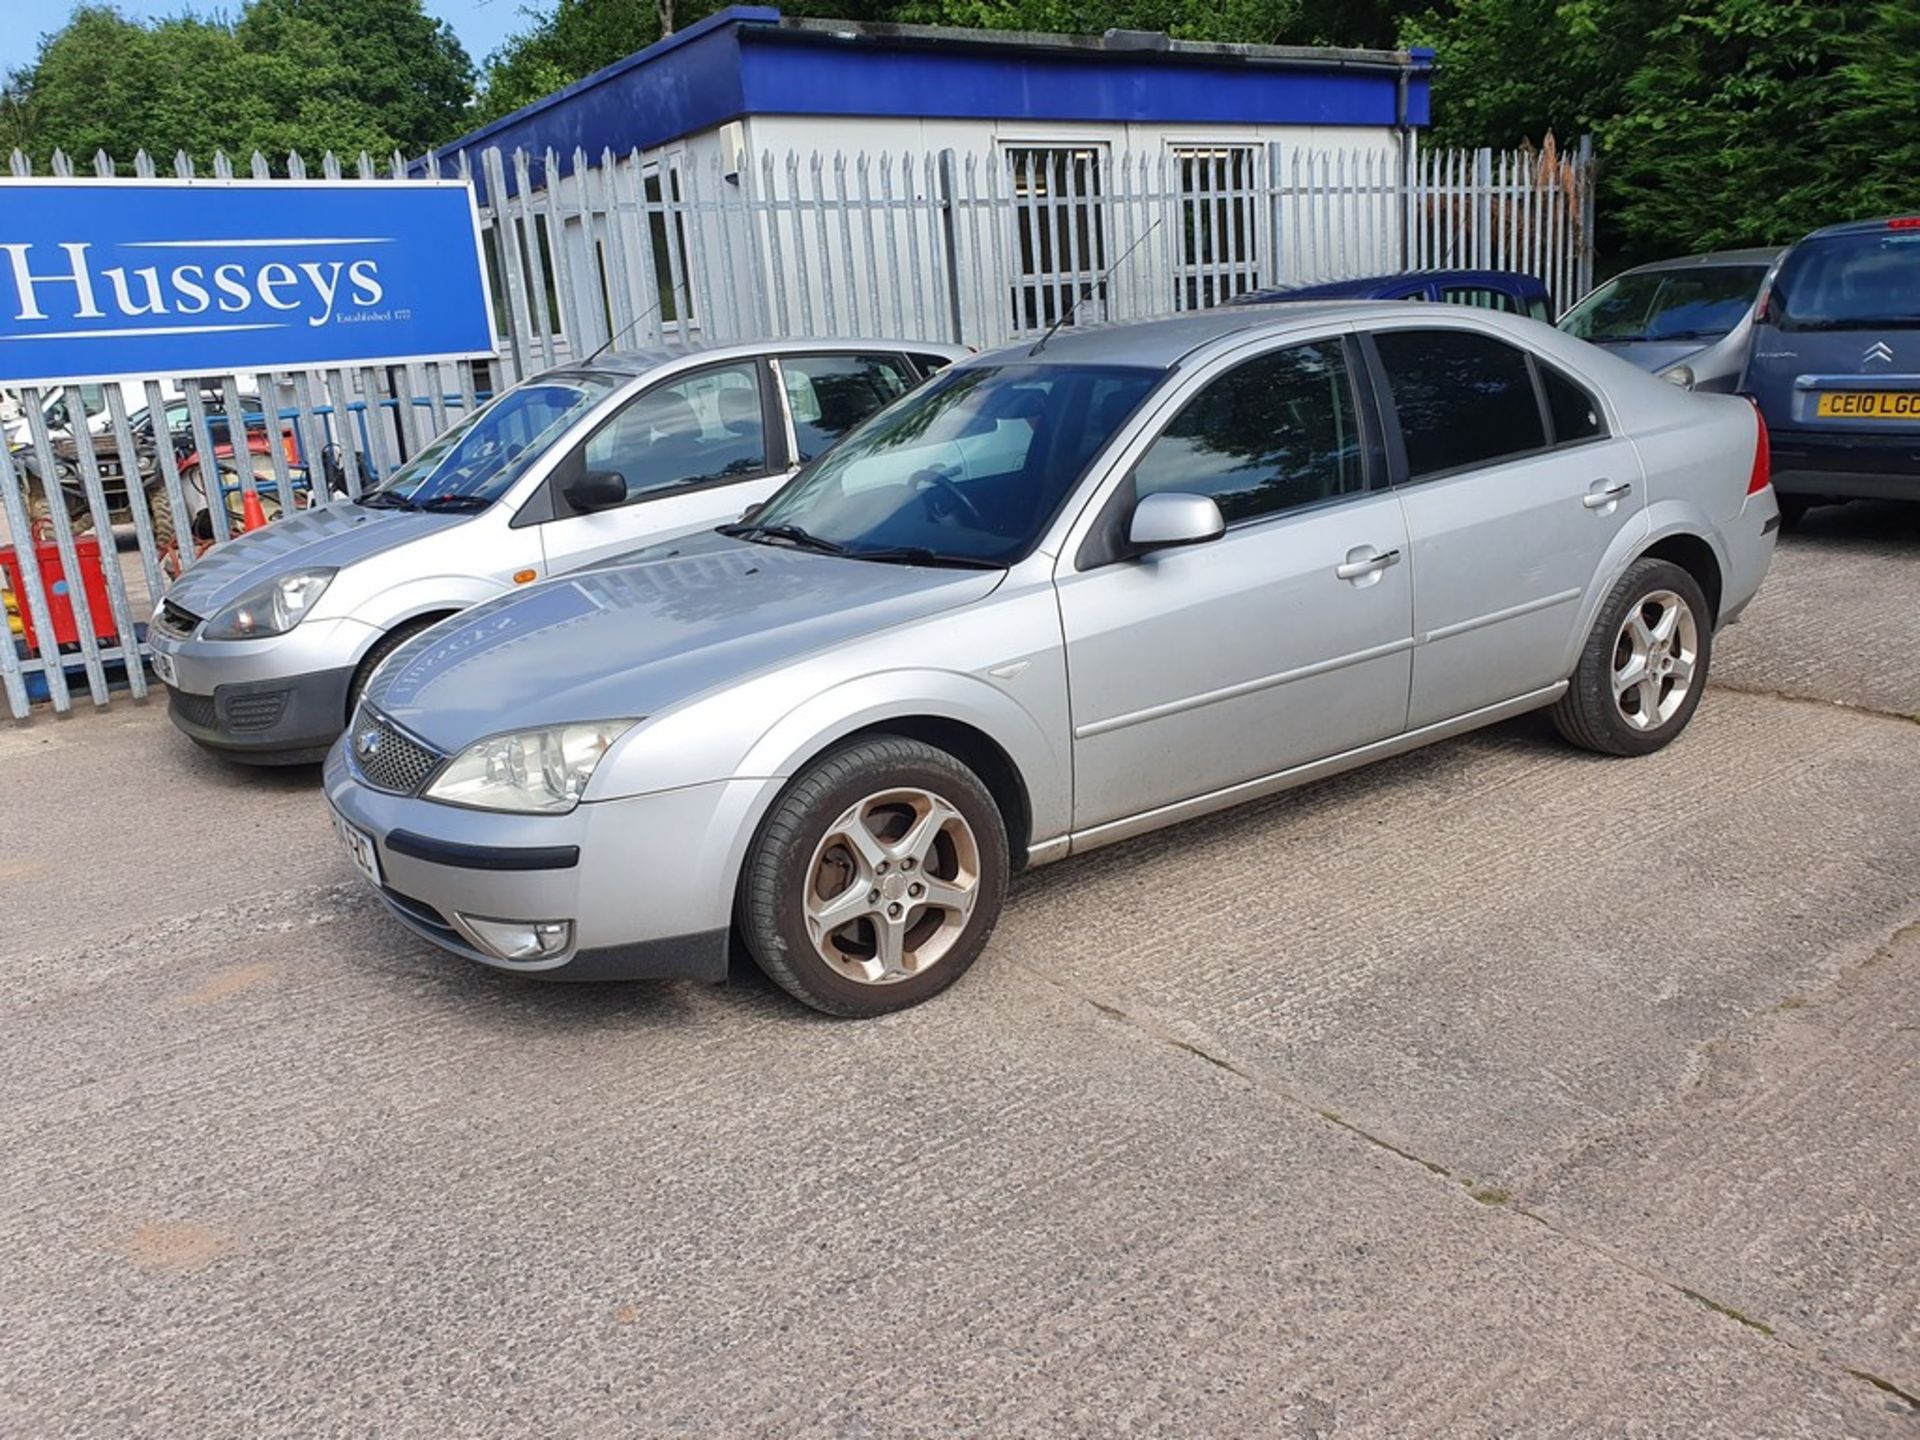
[
  {"left": 362, "top": 533, "right": 1005, "bottom": 754},
  {"left": 162, "top": 502, "right": 470, "bottom": 619}
]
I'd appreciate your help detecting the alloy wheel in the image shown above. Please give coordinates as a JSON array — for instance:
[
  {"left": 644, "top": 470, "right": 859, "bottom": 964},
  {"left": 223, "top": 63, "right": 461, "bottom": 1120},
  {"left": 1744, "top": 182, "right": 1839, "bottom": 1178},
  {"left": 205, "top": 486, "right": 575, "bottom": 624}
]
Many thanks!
[
  {"left": 1612, "top": 588, "right": 1698, "bottom": 731},
  {"left": 802, "top": 786, "right": 981, "bottom": 985}
]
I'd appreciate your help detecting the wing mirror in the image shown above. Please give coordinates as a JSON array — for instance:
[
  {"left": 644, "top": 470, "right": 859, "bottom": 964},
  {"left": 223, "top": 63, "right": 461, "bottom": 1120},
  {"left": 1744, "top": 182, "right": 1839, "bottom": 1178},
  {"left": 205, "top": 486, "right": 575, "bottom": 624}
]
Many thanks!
[
  {"left": 564, "top": 468, "right": 628, "bottom": 513},
  {"left": 1128, "top": 492, "right": 1225, "bottom": 553}
]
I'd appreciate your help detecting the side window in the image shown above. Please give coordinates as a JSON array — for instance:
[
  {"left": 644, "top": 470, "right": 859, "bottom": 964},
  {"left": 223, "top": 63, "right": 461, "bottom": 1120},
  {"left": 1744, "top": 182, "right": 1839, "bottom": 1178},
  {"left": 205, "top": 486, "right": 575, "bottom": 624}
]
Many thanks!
[
  {"left": 582, "top": 361, "right": 768, "bottom": 502},
  {"left": 780, "top": 353, "right": 914, "bottom": 463},
  {"left": 77, "top": 384, "right": 109, "bottom": 415},
  {"left": 909, "top": 352, "right": 957, "bottom": 377},
  {"left": 1540, "top": 364, "right": 1605, "bottom": 444},
  {"left": 1443, "top": 285, "right": 1522, "bottom": 314},
  {"left": 1374, "top": 329, "right": 1547, "bottom": 480},
  {"left": 1132, "top": 340, "right": 1365, "bottom": 525}
]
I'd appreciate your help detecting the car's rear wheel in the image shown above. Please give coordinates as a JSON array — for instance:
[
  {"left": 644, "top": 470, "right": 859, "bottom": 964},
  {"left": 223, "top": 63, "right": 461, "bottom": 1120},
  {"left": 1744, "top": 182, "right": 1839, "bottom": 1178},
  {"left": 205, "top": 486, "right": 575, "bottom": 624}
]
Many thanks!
[
  {"left": 1552, "top": 557, "right": 1711, "bottom": 756},
  {"left": 738, "top": 736, "right": 1009, "bottom": 1016}
]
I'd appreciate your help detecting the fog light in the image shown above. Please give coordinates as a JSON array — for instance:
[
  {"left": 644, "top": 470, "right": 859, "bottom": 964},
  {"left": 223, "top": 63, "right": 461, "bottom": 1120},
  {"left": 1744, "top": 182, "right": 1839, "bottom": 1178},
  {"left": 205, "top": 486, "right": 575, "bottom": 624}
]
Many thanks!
[{"left": 458, "top": 915, "right": 574, "bottom": 962}]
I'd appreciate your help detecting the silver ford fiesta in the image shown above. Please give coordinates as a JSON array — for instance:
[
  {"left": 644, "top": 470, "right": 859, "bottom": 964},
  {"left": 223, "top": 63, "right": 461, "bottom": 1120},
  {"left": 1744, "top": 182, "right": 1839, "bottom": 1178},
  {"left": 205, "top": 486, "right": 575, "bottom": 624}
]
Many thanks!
[{"left": 325, "top": 303, "right": 1779, "bottom": 1015}]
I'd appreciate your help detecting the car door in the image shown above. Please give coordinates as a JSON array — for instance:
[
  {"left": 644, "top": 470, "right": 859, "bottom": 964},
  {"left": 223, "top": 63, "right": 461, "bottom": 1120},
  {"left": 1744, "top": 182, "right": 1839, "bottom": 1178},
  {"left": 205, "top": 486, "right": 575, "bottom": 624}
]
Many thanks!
[
  {"left": 532, "top": 359, "right": 791, "bottom": 575},
  {"left": 1055, "top": 335, "right": 1415, "bottom": 831},
  {"left": 1367, "top": 324, "right": 1647, "bottom": 728}
]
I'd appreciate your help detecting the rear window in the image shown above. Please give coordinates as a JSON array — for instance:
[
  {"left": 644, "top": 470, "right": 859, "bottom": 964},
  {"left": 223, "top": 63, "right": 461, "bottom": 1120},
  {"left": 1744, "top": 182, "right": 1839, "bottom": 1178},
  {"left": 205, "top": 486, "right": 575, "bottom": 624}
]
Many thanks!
[
  {"left": 1773, "top": 230, "right": 1920, "bottom": 330},
  {"left": 1375, "top": 329, "right": 1547, "bottom": 479}
]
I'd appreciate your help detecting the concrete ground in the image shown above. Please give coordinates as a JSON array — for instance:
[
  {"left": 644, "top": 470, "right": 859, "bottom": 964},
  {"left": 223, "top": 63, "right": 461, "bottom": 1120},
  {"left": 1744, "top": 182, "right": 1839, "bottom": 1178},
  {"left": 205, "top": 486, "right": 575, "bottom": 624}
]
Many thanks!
[{"left": 1, "top": 504, "right": 1916, "bottom": 1438}]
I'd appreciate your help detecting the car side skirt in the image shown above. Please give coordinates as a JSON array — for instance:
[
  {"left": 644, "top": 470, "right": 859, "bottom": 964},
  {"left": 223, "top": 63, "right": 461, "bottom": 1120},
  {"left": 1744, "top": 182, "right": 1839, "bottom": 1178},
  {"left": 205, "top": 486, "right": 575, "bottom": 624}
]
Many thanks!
[{"left": 1058, "top": 683, "right": 1569, "bottom": 857}]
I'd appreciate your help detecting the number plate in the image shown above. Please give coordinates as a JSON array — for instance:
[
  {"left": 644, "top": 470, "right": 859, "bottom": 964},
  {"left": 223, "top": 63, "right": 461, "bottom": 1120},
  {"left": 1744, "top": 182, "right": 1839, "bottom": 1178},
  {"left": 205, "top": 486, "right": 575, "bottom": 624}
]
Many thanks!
[
  {"left": 1816, "top": 390, "right": 1920, "bottom": 419},
  {"left": 332, "top": 811, "right": 382, "bottom": 886},
  {"left": 149, "top": 649, "right": 177, "bottom": 687}
]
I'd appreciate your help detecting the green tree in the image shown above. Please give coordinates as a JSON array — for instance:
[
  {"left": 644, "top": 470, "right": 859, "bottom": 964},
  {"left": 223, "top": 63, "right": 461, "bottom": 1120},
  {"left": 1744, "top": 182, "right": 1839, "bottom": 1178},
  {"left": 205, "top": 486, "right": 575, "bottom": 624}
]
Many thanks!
[
  {"left": 237, "top": 0, "right": 474, "bottom": 156},
  {"left": 1602, "top": 0, "right": 1920, "bottom": 255},
  {"left": 4, "top": 0, "right": 474, "bottom": 171}
]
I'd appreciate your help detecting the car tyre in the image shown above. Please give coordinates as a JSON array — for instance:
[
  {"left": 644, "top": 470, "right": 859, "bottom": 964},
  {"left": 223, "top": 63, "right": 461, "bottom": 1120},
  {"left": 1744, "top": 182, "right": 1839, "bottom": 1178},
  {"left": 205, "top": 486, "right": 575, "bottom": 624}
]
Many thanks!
[
  {"left": 346, "top": 617, "right": 445, "bottom": 720},
  {"left": 738, "top": 736, "right": 1009, "bottom": 1016},
  {"left": 1552, "top": 556, "right": 1712, "bottom": 757}
]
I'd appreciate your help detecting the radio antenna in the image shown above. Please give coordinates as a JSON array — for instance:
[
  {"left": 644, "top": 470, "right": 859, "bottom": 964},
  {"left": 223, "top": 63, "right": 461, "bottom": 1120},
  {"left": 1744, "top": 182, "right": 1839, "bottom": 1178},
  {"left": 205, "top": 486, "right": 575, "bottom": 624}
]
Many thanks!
[
  {"left": 585, "top": 277, "right": 692, "bottom": 364},
  {"left": 1029, "top": 216, "right": 1163, "bottom": 356}
]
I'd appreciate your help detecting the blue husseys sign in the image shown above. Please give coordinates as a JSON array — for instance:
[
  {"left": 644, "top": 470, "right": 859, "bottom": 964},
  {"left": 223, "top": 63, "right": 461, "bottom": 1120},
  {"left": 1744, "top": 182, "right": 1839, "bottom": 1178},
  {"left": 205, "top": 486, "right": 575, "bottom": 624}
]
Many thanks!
[{"left": 0, "top": 180, "right": 496, "bottom": 385}]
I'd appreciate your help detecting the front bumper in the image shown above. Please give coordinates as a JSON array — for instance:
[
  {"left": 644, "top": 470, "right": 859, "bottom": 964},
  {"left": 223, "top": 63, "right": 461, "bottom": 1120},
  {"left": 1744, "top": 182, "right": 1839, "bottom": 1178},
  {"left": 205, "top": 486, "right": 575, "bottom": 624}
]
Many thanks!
[
  {"left": 149, "top": 614, "right": 378, "bottom": 762},
  {"left": 164, "top": 667, "right": 353, "bottom": 764},
  {"left": 1767, "top": 430, "right": 1920, "bottom": 500},
  {"left": 323, "top": 741, "right": 778, "bottom": 983}
]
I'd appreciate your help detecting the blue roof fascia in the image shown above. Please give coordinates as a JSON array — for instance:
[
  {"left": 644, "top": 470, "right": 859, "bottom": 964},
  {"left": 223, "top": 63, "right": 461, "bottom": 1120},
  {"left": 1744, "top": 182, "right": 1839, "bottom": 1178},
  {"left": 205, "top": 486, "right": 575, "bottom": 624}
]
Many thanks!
[
  {"left": 735, "top": 26, "right": 1432, "bottom": 131},
  {"left": 424, "top": 6, "right": 780, "bottom": 196}
]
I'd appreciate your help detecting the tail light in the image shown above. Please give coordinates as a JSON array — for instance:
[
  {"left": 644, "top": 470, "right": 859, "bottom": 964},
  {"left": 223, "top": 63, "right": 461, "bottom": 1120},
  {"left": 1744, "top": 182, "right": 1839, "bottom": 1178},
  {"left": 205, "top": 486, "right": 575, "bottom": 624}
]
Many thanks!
[
  {"left": 1747, "top": 399, "right": 1771, "bottom": 494},
  {"left": 1888, "top": 217, "right": 1920, "bottom": 230},
  {"left": 1754, "top": 287, "right": 1775, "bottom": 324}
]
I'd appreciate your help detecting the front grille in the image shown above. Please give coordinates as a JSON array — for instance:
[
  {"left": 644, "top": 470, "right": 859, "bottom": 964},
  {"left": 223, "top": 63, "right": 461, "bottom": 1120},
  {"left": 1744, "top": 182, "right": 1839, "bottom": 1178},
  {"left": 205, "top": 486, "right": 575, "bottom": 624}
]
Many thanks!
[
  {"left": 168, "top": 688, "right": 217, "bottom": 730},
  {"left": 348, "top": 707, "right": 443, "bottom": 795},
  {"left": 155, "top": 600, "right": 201, "bottom": 639},
  {"left": 225, "top": 689, "right": 289, "bottom": 734}
]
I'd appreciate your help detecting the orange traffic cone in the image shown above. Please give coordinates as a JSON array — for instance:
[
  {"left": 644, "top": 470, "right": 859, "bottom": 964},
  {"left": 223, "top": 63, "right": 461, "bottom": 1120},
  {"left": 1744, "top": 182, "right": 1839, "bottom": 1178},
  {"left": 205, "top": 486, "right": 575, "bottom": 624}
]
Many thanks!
[{"left": 240, "top": 485, "right": 269, "bottom": 533}]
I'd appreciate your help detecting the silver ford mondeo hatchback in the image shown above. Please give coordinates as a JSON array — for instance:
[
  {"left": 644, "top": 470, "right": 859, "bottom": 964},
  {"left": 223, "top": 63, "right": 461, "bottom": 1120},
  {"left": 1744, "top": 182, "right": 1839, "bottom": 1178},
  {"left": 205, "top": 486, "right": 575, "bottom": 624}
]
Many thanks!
[
  {"left": 148, "top": 339, "right": 965, "bottom": 761},
  {"left": 326, "top": 305, "right": 1778, "bottom": 1015}
]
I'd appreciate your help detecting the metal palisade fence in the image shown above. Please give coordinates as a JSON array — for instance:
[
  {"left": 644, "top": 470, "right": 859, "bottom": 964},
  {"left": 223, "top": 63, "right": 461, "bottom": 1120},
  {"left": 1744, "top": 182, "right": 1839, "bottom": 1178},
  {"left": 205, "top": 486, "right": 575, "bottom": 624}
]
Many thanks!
[
  {"left": 0, "top": 133, "right": 1593, "bottom": 722},
  {"left": 467, "top": 132, "right": 1595, "bottom": 371}
]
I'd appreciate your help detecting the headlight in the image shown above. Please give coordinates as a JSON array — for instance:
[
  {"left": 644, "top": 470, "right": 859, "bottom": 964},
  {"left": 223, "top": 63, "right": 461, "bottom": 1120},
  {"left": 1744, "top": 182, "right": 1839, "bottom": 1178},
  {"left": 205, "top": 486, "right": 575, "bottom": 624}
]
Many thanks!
[
  {"left": 1660, "top": 364, "right": 1696, "bottom": 389},
  {"left": 425, "top": 720, "right": 638, "bottom": 814},
  {"left": 203, "top": 568, "right": 336, "bottom": 639}
]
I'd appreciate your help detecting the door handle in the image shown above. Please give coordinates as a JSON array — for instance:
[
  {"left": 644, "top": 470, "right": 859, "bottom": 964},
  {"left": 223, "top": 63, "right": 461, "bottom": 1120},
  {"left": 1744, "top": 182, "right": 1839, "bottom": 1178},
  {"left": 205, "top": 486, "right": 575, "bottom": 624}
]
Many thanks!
[
  {"left": 1583, "top": 480, "right": 1632, "bottom": 509},
  {"left": 1335, "top": 547, "right": 1401, "bottom": 581}
]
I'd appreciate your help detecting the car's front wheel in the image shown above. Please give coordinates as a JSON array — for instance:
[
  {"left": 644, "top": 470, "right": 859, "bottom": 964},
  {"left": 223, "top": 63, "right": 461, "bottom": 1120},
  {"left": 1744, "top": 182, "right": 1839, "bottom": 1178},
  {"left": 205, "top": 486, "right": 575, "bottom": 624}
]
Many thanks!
[
  {"left": 1552, "top": 556, "right": 1712, "bottom": 756},
  {"left": 738, "top": 736, "right": 1009, "bottom": 1016}
]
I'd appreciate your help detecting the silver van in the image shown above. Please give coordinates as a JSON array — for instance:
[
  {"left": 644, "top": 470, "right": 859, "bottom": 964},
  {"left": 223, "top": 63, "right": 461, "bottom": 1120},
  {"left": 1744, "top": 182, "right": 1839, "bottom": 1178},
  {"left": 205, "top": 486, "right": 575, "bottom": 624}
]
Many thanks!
[{"left": 148, "top": 339, "right": 964, "bottom": 761}]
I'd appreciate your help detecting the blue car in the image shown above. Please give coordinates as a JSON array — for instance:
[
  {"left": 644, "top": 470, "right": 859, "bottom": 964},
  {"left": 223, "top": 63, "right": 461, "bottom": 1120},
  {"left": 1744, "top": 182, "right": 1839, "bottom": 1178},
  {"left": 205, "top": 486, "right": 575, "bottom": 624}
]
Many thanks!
[
  {"left": 1235, "top": 269, "right": 1554, "bottom": 320},
  {"left": 1743, "top": 216, "right": 1920, "bottom": 520}
]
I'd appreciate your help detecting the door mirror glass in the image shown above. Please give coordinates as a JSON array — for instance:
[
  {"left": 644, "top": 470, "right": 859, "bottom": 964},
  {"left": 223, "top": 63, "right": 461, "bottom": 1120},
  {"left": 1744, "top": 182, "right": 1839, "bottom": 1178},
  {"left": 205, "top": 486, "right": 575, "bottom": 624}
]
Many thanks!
[
  {"left": 1129, "top": 492, "right": 1225, "bottom": 551},
  {"left": 564, "top": 469, "right": 629, "bottom": 513}
]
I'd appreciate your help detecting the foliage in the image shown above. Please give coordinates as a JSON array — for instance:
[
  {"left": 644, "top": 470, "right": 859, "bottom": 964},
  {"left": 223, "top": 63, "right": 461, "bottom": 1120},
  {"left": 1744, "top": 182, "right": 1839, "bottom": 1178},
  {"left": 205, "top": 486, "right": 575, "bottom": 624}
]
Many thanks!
[
  {"left": 1409, "top": 0, "right": 1920, "bottom": 262},
  {"left": 7, "top": 0, "right": 1917, "bottom": 264},
  {"left": 1600, "top": 0, "right": 1920, "bottom": 255},
  {"left": 2, "top": 0, "right": 473, "bottom": 170}
]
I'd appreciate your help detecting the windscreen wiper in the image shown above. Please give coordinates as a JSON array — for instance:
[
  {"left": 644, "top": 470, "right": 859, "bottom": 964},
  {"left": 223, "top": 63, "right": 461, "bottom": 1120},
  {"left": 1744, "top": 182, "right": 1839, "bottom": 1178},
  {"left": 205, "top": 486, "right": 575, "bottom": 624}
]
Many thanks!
[
  {"left": 419, "top": 494, "right": 492, "bottom": 512},
  {"left": 844, "top": 546, "right": 1004, "bottom": 570},
  {"left": 717, "top": 522, "right": 848, "bottom": 555},
  {"left": 359, "top": 490, "right": 419, "bottom": 511}
]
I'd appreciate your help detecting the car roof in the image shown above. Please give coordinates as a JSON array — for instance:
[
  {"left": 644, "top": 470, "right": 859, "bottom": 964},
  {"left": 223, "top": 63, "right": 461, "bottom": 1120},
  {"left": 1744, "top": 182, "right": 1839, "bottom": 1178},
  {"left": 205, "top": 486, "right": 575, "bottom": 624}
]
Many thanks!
[
  {"left": 969, "top": 301, "right": 1531, "bottom": 369},
  {"left": 1616, "top": 247, "right": 1784, "bottom": 274},
  {"left": 1256, "top": 268, "right": 1547, "bottom": 299},
  {"left": 1800, "top": 215, "right": 1920, "bottom": 241},
  {"left": 572, "top": 336, "right": 969, "bottom": 379}
]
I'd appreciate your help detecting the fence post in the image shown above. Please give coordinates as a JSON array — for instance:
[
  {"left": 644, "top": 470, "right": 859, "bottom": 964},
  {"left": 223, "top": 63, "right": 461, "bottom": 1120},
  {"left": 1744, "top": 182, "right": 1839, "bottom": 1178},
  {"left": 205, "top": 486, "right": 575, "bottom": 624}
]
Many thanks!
[
  {"left": 1474, "top": 148, "right": 1493, "bottom": 269},
  {"left": 1576, "top": 134, "right": 1596, "bottom": 296},
  {"left": 936, "top": 149, "right": 966, "bottom": 344}
]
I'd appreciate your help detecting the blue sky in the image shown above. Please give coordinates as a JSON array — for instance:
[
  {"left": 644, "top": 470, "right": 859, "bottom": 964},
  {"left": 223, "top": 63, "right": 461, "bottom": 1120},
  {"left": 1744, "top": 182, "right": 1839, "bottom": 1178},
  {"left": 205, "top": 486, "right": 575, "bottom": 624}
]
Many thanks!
[{"left": 3, "top": 0, "right": 530, "bottom": 76}]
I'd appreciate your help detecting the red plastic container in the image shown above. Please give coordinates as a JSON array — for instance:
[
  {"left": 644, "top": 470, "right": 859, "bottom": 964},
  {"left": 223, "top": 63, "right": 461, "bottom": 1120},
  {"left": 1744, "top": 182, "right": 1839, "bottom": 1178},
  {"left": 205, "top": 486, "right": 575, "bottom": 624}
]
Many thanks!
[{"left": 0, "top": 535, "right": 118, "bottom": 654}]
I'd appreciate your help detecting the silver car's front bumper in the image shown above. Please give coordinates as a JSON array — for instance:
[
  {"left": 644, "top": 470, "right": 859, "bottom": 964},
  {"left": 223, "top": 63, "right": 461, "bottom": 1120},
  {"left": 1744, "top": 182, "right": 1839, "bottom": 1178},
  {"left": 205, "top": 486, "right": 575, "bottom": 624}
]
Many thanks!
[
  {"left": 150, "top": 615, "right": 383, "bottom": 762},
  {"left": 323, "top": 740, "right": 779, "bottom": 982}
]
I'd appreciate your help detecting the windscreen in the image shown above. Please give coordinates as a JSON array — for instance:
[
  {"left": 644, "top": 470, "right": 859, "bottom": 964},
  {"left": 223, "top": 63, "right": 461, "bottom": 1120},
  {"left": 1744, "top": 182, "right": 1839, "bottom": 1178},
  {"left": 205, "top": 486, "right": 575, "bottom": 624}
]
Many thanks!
[
  {"left": 1559, "top": 266, "right": 1769, "bottom": 342},
  {"left": 742, "top": 362, "right": 1162, "bottom": 566},
  {"left": 1772, "top": 229, "right": 1920, "bottom": 330},
  {"left": 365, "top": 372, "right": 620, "bottom": 512}
]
